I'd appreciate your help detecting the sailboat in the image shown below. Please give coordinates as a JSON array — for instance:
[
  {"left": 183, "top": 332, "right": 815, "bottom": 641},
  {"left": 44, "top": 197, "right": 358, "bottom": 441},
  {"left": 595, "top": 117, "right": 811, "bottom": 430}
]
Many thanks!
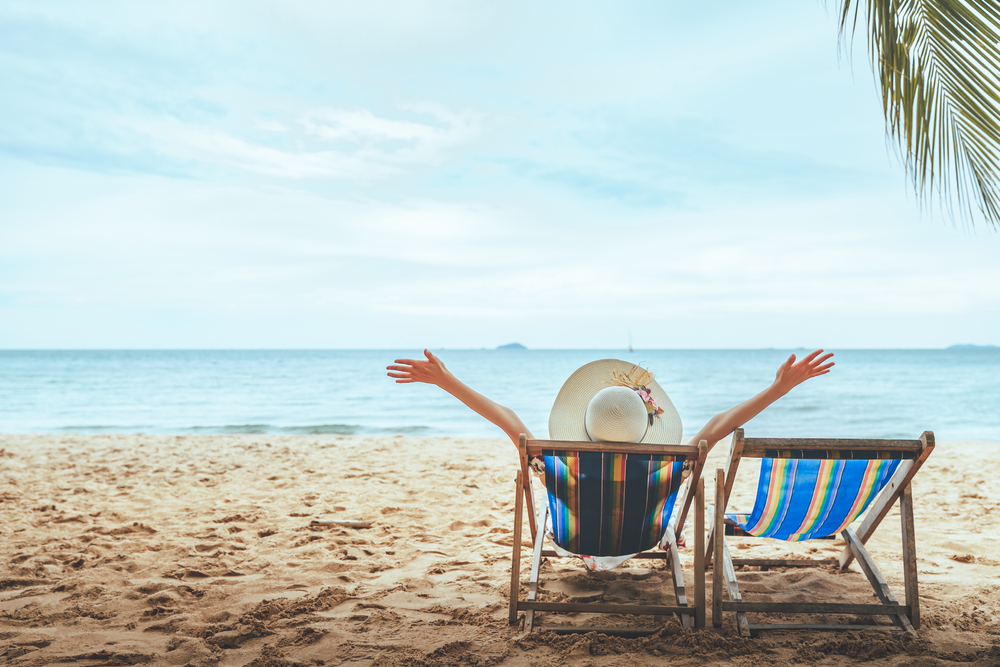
[{"left": 627, "top": 328, "right": 634, "bottom": 353}]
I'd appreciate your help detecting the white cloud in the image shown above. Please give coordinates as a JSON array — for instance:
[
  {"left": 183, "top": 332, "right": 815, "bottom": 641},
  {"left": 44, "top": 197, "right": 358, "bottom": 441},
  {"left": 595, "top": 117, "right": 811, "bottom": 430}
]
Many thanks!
[
  {"left": 253, "top": 119, "right": 290, "bottom": 133},
  {"left": 298, "top": 103, "right": 482, "bottom": 167},
  {"left": 137, "top": 119, "right": 392, "bottom": 179},
  {"left": 108, "top": 103, "right": 483, "bottom": 181},
  {"left": 304, "top": 109, "right": 435, "bottom": 143}
]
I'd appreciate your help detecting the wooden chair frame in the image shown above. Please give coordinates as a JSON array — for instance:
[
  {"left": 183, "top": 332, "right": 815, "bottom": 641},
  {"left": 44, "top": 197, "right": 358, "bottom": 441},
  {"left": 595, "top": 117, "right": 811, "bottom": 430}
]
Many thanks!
[
  {"left": 708, "top": 428, "right": 934, "bottom": 637},
  {"left": 509, "top": 434, "right": 708, "bottom": 635}
]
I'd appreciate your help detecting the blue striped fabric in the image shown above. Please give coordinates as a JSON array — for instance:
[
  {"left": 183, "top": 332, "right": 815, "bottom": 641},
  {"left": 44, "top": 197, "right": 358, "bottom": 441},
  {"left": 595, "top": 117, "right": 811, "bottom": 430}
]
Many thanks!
[
  {"left": 733, "top": 458, "right": 901, "bottom": 541},
  {"left": 541, "top": 450, "right": 685, "bottom": 556}
]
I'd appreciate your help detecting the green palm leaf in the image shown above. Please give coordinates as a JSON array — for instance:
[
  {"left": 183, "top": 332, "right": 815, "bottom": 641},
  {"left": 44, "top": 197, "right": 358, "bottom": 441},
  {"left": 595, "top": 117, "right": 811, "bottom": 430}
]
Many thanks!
[{"left": 837, "top": 0, "right": 1000, "bottom": 228}]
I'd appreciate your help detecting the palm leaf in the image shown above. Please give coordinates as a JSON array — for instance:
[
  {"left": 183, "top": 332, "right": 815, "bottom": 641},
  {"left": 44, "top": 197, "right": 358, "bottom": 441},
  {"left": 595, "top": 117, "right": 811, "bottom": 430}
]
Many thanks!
[{"left": 837, "top": 0, "right": 1000, "bottom": 228}]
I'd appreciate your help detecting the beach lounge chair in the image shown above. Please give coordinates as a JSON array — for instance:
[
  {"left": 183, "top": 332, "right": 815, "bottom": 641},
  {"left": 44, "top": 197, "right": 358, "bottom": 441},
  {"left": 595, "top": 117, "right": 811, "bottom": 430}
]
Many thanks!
[
  {"left": 708, "top": 428, "right": 935, "bottom": 637},
  {"left": 508, "top": 434, "right": 708, "bottom": 635}
]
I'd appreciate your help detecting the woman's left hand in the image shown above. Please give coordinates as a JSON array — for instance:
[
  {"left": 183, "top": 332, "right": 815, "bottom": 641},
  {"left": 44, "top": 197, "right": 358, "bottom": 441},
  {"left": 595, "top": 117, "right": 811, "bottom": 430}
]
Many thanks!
[{"left": 773, "top": 349, "right": 835, "bottom": 395}]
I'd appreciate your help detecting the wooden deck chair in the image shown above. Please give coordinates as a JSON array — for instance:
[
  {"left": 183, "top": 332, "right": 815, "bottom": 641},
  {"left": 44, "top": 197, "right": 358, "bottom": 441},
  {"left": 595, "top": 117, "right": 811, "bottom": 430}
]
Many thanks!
[
  {"left": 508, "top": 434, "right": 708, "bottom": 635},
  {"left": 708, "top": 428, "right": 934, "bottom": 637}
]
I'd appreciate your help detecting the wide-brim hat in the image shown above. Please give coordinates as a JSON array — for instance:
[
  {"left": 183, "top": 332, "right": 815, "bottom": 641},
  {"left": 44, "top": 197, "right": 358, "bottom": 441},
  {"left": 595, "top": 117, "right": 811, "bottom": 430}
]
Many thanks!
[{"left": 548, "top": 359, "right": 682, "bottom": 444}]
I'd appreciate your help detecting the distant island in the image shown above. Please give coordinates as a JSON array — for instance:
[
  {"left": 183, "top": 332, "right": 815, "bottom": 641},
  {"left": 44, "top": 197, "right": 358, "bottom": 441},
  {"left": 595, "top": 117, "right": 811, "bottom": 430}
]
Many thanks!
[
  {"left": 497, "top": 342, "right": 527, "bottom": 350},
  {"left": 947, "top": 344, "right": 998, "bottom": 349}
]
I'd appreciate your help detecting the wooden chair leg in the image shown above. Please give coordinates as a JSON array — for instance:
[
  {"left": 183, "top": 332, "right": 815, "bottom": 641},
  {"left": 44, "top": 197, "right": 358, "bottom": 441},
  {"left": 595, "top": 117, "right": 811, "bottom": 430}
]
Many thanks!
[
  {"left": 899, "top": 483, "right": 920, "bottom": 630},
  {"left": 712, "top": 469, "right": 724, "bottom": 628},
  {"left": 694, "top": 476, "right": 706, "bottom": 629},
  {"left": 509, "top": 472, "right": 524, "bottom": 626},
  {"left": 712, "top": 468, "right": 749, "bottom": 636}
]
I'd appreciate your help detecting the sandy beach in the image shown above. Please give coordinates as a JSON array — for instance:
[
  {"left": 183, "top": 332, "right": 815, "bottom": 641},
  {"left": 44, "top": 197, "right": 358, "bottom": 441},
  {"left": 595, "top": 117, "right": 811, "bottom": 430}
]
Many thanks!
[{"left": 1, "top": 433, "right": 998, "bottom": 666}]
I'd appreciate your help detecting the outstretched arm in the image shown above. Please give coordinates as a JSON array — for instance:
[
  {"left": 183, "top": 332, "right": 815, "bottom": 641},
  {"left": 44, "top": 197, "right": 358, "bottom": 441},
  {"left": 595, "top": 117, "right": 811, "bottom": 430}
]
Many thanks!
[
  {"left": 690, "top": 350, "right": 835, "bottom": 452},
  {"left": 387, "top": 349, "right": 534, "bottom": 447}
]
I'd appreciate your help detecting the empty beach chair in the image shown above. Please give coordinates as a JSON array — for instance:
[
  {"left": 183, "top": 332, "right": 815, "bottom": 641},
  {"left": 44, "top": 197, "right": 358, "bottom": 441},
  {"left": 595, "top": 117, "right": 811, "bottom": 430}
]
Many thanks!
[
  {"left": 709, "top": 428, "right": 934, "bottom": 637},
  {"left": 509, "top": 434, "right": 708, "bottom": 635}
]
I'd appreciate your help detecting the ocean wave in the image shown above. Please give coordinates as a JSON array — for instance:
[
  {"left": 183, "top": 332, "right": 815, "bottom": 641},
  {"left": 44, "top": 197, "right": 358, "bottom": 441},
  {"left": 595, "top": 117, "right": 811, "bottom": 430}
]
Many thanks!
[
  {"left": 183, "top": 424, "right": 434, "bottom": 436},
  {"left": 56, "top": 425, "right": 155, "bottom": 432},
  {"left": 271, "top": 424, "right": 432, "bottom": 436},
  {"left": 42, "top": 423, "right": 435, "bottom": 436}
]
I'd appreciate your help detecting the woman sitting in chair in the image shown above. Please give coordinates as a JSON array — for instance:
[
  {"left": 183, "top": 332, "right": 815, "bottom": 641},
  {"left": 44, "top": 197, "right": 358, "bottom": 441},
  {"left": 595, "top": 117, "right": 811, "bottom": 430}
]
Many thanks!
[{"left": 386, "top": 350, "right": 833, "bottom": 569}]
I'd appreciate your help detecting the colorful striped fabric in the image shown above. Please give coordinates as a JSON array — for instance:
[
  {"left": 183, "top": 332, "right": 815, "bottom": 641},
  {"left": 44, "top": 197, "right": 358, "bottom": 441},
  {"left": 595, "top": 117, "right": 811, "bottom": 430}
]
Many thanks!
[
  {"left": 732, "top": 458, "right": 901, "bottom": 541},
  {"left": 541, "top": 450, "right": 685, "bottom": 557}
]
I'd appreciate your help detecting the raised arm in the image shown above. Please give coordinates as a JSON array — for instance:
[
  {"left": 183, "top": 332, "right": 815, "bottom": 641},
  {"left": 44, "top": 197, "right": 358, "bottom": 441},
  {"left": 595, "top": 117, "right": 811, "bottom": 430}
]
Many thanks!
[
  {"left": 387, "top": 349, "right": 534, "bottom": 447},
  {"left": 690, "top": 349, "right": 835, "bottom": 452}
]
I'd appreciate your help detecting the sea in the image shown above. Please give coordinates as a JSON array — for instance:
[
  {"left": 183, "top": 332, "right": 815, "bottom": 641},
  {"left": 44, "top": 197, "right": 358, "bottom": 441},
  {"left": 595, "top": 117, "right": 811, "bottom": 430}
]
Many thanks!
[{"left": 0, "top": 349, "right": 997, "bottom": 442}]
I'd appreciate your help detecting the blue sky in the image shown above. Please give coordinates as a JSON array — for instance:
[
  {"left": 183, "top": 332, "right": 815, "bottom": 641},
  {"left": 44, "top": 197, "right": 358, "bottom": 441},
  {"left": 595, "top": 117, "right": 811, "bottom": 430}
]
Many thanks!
[{"left": 1, "top": 0, "right": 997, "bottom": 349}]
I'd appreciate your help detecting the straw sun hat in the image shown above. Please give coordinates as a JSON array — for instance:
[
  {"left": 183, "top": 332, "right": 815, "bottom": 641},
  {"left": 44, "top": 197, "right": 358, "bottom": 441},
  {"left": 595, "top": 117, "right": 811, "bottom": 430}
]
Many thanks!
[{"left": 548, "top": 359, "right": 682, "bottom": 444}]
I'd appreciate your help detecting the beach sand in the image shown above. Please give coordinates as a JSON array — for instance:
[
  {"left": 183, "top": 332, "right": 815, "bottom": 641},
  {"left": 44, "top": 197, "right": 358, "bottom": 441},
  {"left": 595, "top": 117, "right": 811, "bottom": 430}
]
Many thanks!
[{"left": 1, "top": 433, "right": 998, "bottom": 666}]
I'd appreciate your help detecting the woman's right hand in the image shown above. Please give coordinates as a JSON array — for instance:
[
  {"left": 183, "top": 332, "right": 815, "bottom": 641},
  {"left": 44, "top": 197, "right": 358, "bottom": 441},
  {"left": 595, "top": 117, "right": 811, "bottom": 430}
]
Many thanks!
[
  {"left": 387, "top": 349, "right": 453, "bottom": 386},
  {"left": 389, "top": 348, "right": 532, "bottom": 444}
]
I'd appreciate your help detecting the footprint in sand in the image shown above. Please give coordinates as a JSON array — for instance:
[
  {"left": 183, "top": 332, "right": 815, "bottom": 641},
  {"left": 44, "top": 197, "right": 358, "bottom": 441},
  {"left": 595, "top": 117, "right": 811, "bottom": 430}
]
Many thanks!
[
  {"left": 213, "top": 513, "right": 256, "bottom": 524},
  {"left": 102, "top": 522, "right": 157, "bottom": 536},
  {"left": 545, "top": 576, "right": 606, "bottom": 600},
  {"left": 135, "top": 582, "right": 170, "bottom": 595},
  {"left": 146, "top": 589, "right": 183, "bottom": 607}
]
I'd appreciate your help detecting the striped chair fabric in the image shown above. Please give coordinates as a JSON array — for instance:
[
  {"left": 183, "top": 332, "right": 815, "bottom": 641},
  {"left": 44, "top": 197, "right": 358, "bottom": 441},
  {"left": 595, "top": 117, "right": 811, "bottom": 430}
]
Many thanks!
[
  {"left": 541, "top": 450, "right": 686, "bottom": 557},
  {"left": 728, "top": 457, "right": 902, "bottom": 542}
]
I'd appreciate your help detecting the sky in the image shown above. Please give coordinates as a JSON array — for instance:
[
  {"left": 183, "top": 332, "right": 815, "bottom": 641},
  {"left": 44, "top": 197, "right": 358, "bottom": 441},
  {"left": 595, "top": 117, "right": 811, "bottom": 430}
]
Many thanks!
[{"left": 1, "top": 0, "right": 998, "bottom": 349}]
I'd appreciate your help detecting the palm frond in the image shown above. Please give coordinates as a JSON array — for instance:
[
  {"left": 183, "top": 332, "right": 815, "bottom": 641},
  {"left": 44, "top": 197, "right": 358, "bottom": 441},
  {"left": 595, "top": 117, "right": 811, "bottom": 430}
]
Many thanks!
[{"left": 837, "top": 0, "right": 1000, "bottom": 228}]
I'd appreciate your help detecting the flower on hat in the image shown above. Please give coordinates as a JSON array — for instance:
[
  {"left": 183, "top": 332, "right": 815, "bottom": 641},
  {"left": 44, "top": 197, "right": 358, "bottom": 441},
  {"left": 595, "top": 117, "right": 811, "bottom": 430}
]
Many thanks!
[
  {"left": 635, "top": 384, "right": 665, "bottom": 420},
  {"left": 609, "top": 364, "right": 665, "bottom": 424}
]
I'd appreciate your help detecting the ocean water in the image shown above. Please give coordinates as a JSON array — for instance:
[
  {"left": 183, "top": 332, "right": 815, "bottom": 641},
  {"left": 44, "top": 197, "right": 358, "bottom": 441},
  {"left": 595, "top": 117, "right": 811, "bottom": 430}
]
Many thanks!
[{"left": 0, "top": 349, "right": 997, "bottom": 441}]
